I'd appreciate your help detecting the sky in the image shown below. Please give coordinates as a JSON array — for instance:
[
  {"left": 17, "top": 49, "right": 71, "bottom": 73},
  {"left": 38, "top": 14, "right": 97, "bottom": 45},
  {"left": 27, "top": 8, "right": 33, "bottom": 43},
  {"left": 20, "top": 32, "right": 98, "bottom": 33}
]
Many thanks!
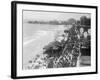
[{"left": 23, "top": 10, "right": 91, "bottom": 21}]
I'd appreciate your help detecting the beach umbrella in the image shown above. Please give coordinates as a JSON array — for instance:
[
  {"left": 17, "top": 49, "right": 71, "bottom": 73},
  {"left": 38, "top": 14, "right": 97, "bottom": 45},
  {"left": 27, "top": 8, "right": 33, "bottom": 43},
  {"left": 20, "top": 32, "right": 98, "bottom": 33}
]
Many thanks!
[
  {"left": 83, "top": 31, "right": 88, "bottom": 38},
  {"left": 88, "top": 29, "right": 91, "bottom": 35},
  {"left": 80, "top": 27, "right": 84, "bottom": 34}
]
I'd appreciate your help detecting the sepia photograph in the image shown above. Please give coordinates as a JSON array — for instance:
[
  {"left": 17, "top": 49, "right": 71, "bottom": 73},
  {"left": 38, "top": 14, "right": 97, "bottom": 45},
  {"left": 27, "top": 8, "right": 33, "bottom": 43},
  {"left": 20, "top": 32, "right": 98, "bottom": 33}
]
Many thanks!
[{"left": 23, "top": 10, "right": 91, "bottom": 70}]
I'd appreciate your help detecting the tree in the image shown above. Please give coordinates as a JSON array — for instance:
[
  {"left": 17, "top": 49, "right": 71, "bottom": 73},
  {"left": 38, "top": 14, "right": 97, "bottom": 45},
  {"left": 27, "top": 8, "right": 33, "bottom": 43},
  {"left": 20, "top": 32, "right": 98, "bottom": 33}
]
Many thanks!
[
  {"left": 67, "top": 18, "right": 77, "bottom": 25},
  {"left": 80, "top": 16, "right": 91, "bottom": 26}
]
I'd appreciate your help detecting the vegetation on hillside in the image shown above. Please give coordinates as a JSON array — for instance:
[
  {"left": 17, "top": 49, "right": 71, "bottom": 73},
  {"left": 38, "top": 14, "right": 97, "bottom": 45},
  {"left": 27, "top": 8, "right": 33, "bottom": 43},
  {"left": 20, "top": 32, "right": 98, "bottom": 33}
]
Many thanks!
[{"left": 24, "top": 16, "right": 91, "bottom": 69}]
